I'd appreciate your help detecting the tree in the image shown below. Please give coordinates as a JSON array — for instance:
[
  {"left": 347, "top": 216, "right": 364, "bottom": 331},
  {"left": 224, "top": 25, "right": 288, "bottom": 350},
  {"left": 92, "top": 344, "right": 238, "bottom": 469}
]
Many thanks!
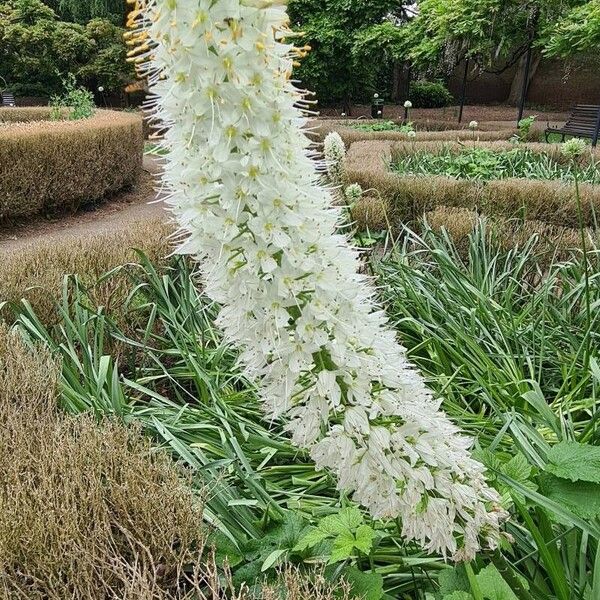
[
  {"left": 544, "top": 0, "right": 600, "bottom": 57},
  {"left": 43, "top": 0, "right": 126, "bottom": 25},
  {"left": 403, "top": 0, "right": 580, "bottom": 106},
  {"left": 0, "top": 0, "right": 132, "bottom": 96},
  {"left": 288, "top": 0, "right": 410, "bottom": 108}
]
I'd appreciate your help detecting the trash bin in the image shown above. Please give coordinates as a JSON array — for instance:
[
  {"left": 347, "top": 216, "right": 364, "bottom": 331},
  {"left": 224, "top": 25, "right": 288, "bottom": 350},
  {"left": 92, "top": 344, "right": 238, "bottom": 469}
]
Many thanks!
[{"left": 371, "top": 94, "right": 384, "bottom": 119}]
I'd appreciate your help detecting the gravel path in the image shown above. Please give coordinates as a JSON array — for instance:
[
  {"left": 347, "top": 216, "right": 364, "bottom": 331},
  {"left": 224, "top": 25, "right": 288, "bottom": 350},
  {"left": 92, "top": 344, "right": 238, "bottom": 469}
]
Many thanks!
[{"left": 0, "top": 156, "right": 169, "bottom": 252}]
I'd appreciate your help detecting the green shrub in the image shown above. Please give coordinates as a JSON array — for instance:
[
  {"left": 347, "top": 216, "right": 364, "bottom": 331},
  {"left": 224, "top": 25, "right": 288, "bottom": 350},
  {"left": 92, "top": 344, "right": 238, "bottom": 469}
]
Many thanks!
[
  {"left": 408, "top": 81, "right": 454, "bottom": 108},
  {"left": 0, "top": 108, "right": 143, "bottom": 221}
]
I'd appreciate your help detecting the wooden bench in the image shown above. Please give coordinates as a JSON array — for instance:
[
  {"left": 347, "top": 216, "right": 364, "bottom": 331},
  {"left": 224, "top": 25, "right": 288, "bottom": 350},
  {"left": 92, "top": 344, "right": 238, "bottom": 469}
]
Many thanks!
[
  {"left": 1, "top": 91, "right": 15, "bottom": 107},
  {"left": 545, "top": 104, "right": 600, "bottom": 146}
]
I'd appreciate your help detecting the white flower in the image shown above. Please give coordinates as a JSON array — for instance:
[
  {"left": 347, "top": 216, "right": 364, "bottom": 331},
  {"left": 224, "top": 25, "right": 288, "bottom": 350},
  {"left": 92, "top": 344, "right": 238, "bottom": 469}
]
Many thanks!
[
  {"left": 341, "top": 112, "right": 347, "bottom": 117},
  {"left": 323, "top": 131, "right": 346, "bottom": 183},
  {"left": 404, "top": 100, "right": 412, "bottom": 108},
  {"left": 407, "top": 130, "right": 417, "bottom": 139},
  {"left": 469, "top": 120, "right": 479, "bottom": 129},
  {"left": 561, "top": 137, "right": 587, "bottom": 159},
  {"left": 131, "top": 0, "right": 506, "bottom": 561},
  {"left": 373, "top": 93, "right": 379, "bottom": 99},
  {"left": 98, "top": 86, "right": 105, "bottom": 92},
  {"left": 377, "top": 110, "right": 382, "bottom": 115}
]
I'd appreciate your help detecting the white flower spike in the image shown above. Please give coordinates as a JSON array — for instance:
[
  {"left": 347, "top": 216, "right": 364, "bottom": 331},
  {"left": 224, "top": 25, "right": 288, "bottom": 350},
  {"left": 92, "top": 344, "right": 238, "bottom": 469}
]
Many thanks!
[{"left": 129, "top": 0, "right": 506, "bottom": 561}]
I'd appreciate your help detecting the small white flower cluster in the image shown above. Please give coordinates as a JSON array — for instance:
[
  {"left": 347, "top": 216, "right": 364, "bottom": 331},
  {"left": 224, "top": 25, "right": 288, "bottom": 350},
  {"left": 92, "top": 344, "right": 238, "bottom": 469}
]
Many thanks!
[
  {"left": 130, "top": 0, "right": 506, "bottom": 560},
  {"left": 344, "top": 183, "right": 363, "bottom": 204},
  {"left": 404, "top": 100, "right": 412, "bottom": 109},
  {"left": 323, "top": 131, "right": 346, "bottom": 184},
  {"left": 469, "top": 120, "right": 479, "bottom": 130},
  {"left": 561, "top": 137, "right": 587, "bottom": 159}
]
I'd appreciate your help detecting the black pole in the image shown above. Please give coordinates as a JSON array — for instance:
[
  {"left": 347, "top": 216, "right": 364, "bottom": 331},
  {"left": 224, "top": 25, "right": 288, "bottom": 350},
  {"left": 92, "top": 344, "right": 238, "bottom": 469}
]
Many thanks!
[
  {"left": 458, "top": 57, "right": 469, "bottom": 123},
  {"left": 593, "top": 106, "right": 600, "bottom": 148},
  {"left": 517, "top": 43, "right": 533, "bottom": 123}
]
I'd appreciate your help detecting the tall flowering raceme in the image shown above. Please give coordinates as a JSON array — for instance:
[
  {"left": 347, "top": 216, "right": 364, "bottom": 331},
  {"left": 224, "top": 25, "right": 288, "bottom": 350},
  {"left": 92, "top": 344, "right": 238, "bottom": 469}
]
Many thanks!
[{"left": 127, "top": 0, "right": 507, "bottom": 560}]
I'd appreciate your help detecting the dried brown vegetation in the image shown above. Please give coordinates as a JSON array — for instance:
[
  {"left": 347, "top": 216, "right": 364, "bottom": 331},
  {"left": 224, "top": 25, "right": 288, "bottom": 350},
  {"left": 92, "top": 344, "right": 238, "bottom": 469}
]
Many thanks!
[
  {"left": 0, "top": 325, "right": 208, "bottom": 599},
  {"left": 0, "top": 329, "right": 354, "bottom": 599},
  {"left": 425, "top": 206, "right": 595, "bottom": 259},
  {"left": 0, "top": 216, "right": 174, "bottom": 324},
  {"left": 0, "top": 109, "right": 143, "bottom": 221}
]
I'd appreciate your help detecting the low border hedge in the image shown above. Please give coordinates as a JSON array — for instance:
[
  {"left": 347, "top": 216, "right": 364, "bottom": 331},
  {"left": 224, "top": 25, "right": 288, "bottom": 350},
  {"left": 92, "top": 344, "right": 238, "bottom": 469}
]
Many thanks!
[
  {"left": 345, "top": 140, "right": 600, "bottom": 230},
  {"left": 0, "top": 108, "right": 143, "bottom": 221},
  {"left": 310, "top": 118, "right": 519, "bottom": 146}
]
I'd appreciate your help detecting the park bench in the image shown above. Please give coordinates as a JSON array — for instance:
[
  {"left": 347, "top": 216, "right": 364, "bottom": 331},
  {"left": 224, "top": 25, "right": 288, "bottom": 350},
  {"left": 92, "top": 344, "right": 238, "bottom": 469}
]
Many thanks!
[
  {"left": 545, "top": 104, "right": 600, "bottom": 146},
  {"left": 1, "top": 91, "right": 16, "bottom": 107}
]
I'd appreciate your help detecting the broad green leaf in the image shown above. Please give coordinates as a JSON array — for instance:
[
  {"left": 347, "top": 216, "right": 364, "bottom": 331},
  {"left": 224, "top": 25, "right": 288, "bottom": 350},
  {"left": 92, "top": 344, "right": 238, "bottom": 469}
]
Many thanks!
[
  {"left": 294, "top": 527, "right": 330, "bottom": 552},
  {"left": 439, "top": 566, "right": 470, "bottom": 596},
  {"left": 353, "top": 524, "right": 375, "bottom": 554},
  {"left": 546, "top": 441, "right": 600, "bottom": 483},
  {"left": 260, "top": 548, "right": 287, "bottom": 572},
  {"left": 476, "top": 565, "right": 519, "bottom": 600},
  {"left": 444, "top": 593, "right": 473, "bottom": 600},
  {"left": 342, "top": 566, "right": 384, "bottom": 600},
  {"left": 330, "top": 530, "right": 357, "bottom": 563},
  {"left": 539, "top": 473, "right": 600, "bottom": 523},
  {"left": 319, "top": 507, "right": 363, "bottom": 535}
]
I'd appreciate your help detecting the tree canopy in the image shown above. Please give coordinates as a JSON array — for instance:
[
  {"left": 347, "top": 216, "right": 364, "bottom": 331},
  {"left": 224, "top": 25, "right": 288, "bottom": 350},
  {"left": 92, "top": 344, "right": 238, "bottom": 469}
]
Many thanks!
[
  {"left": 544, "top": 0, "right": 600, "bottom": 57},
  {"left": 0, "top": 0, "right": 133, "bottom": 96},
  {"left": 288, "top": 0, "right": 410, "bottom": 105}
]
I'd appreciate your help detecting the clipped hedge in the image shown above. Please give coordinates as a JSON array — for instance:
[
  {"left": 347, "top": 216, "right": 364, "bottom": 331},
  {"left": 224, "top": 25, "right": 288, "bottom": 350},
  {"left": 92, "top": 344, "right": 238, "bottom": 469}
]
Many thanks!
[
  {"left": 0, "top": 108, "right": 143, "bottom": 221},
  {"left": 310, "top": 118, "right": 518, "bottom": 146},
  {"left": 345, "top": 140, "right": 600, "bottom": 230}
]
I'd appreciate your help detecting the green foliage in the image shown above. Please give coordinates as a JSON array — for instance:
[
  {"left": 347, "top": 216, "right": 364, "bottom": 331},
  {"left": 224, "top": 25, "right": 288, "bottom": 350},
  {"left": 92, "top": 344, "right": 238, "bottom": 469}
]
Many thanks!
[
  {"left": 409, "top": 81, "right": 453, "bottom": 108},
  {"left": 0, "top": 0, "right": 132, "bottom": 96},
  {"left": 544, "top": 0, "right": 600, "bottom": 57},
  {"left": 515, "top": 115, "right": 537, "bottom": 142},
  {"left": 9, "top": 221, "right": 600, "bottom": 599},
  {"left": 49, "top": 73, "right": 95, "bottom": 119},
  {"left": 351, "top": 120, "right": 414, "bottom": 133},
  {"left": 545, "top": 440, "right": 600, "bottom": 483},
  {"left": 288, "top": 0, "right": 408, "bottom": 104},
  {"left": 45, "top": 0, "right": 125, "bottom": 25},
  {"left": 294, "top": 507, "right": 376, "bottom": 564},
  {"left": 403, "top": 0, "right": 581, "bottom": 73},
  {"left": 392, "top": 146, "right": 600, "bottom": 183}
]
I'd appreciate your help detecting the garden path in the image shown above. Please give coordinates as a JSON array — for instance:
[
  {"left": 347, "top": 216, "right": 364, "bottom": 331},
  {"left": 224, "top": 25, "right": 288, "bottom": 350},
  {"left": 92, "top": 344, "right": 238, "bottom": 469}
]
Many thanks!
[{"left": 0, "top": 156, "right": 168, "bottom": 252}]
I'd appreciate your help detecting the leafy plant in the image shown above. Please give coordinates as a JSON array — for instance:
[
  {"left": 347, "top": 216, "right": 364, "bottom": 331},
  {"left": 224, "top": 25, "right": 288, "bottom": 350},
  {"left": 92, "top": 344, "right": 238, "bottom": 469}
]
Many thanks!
[
  {"left": 409, "top": 81, "right": 454, "bottom": 108},
  {"left": 49, "top": 73, "right": 95, "bottom": 120},
  {"left": 352, "top": 119, "right": 414, "bottom": 133},
  {"left": 392, "top": 146, "right": 600, "bottom": 183}
]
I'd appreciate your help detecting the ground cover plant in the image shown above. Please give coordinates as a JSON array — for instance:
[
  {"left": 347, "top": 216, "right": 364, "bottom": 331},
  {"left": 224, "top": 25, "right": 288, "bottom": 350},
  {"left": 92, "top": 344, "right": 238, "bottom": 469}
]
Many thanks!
[
  {"left": 3, "top": 220, "right": 600, "bottom": 598},
  {"left": 392, "top": 144, "right": 600, "bottom": 184}
]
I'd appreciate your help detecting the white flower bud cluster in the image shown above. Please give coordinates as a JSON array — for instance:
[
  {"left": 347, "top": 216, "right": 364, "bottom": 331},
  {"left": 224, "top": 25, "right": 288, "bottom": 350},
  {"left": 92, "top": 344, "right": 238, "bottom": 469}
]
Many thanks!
[
  {"left": 323, "top": 131, "right": 346, "bottom": 184},
  {"left": 129, "top": 0, "right": 506, "bottom": 560},
  {"left": 344, "top": 183, "right": 363, "bottom": 204}
]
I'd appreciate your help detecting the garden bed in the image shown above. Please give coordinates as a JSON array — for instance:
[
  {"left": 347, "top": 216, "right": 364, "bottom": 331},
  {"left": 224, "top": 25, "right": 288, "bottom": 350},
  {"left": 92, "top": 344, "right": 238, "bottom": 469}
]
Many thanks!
[
  {"left": 311, "top": 118, "right": 519, "bottom": 145},
  {"left": 0, "top": 108, "right": 143, "bottom": 221},
  {"left": 345, "top": 140, "right": 600, "bottom": 230}
]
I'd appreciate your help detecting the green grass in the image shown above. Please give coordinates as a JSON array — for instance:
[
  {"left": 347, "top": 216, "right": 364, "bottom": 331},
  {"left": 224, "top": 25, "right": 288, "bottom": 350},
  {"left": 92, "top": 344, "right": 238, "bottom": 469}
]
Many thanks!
[
  {"left": 6, "top": 224, "right": 600, "bottom": 599},
  {"left": 392, "top": 146, "right": 600, "bottom": 183}
]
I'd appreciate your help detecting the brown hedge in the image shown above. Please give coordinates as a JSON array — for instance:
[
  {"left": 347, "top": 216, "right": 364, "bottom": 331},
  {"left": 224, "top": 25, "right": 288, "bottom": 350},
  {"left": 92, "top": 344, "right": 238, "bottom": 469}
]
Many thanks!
[
  {"left": 309, "top": 118, "right": 518, "bottom": 146},
  {"left": 345, "top": 140, "right": 600, "bottom": 231},
  {"left": 0, "top": 108, "right": 143, "bottom": 221},
  {"left": 0, "top": 214, "right": 174, "bottom": 325}
]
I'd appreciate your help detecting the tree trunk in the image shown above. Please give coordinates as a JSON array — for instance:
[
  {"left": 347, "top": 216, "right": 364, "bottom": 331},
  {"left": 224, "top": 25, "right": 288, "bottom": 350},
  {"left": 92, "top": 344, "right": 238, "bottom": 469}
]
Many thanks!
[{"left": 507, "top": 51, "right": 541, "bottom": 106}]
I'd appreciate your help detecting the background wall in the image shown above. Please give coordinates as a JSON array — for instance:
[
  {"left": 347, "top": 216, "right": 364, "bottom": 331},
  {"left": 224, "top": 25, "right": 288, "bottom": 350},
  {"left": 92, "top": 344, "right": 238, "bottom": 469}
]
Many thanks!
[{"left": 447, "top": 55, "right": 600, "bottom": 109}]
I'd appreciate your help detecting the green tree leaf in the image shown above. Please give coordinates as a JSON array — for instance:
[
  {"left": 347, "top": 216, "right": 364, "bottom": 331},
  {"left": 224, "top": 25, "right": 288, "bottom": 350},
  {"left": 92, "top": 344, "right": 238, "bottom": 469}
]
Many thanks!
[
  {"left": 330, "top": 530, "right": 357, "bottom": 563},
  {"left": 319, "top": 506, "right": 363, "bottom": 535}
]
